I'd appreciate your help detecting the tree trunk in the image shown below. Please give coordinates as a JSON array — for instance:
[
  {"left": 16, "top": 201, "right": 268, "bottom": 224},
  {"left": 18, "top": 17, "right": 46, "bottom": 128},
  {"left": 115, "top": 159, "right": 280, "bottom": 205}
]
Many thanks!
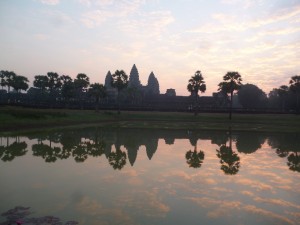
[
  {"left": 194, "top": 94, "right": 199, "bottom": 116},
  {"left": 229, "top": 91, "right": 233, "bottom": 120}
]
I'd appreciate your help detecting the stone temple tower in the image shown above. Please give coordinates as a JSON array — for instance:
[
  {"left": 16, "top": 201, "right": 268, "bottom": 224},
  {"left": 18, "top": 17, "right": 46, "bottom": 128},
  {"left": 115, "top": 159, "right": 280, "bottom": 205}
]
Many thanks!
[
  {"left": 128, "top": 64, "right": 142, "bottom": 88},
  {"left": 104, "top": 71, "right": 113, "bottom": 88},
  {"left": 147, "top": 72, "right": 160, "bottom": 95}
]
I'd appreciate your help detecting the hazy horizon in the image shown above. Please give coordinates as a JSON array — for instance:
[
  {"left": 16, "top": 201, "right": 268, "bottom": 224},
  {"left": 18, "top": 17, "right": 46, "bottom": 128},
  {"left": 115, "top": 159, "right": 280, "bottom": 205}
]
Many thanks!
[{"left": 0, "top": 0, "right": 299, "bottom": 96}]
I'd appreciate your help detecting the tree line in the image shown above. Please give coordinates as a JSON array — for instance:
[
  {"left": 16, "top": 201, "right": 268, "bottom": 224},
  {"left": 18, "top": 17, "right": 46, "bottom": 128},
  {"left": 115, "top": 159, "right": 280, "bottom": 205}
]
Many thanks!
[
  {"left": 187, "top": 70, "right": 300, "bottom": 117},
  {"left": 1, "top": 69, "right": 300, "bottom": 114}
]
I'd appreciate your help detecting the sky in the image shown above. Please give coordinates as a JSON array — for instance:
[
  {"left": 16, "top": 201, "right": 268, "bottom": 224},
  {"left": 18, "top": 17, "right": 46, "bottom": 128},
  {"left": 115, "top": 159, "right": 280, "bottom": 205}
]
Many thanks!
[{"left": 0, "top": 0, "right": 299, "bottom": 96}]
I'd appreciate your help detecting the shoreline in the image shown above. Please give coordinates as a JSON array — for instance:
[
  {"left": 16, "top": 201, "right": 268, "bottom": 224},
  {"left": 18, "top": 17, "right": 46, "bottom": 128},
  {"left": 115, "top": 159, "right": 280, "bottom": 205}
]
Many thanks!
[{"left": 1, "top": 106, "right": 300, "bottom": 135}]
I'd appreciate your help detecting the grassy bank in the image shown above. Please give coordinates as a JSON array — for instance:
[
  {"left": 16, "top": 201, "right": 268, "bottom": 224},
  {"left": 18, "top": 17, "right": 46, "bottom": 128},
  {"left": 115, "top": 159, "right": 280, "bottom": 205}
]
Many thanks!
[{"left": 0, "top": 106, "right": 300, "bottom": 135}]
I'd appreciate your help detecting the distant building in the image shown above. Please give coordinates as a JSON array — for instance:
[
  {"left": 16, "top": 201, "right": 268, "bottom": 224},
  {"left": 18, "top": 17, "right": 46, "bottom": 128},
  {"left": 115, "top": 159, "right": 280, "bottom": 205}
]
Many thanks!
[{"left": 165, "top": 88, "right": 176, "bottom": 97}]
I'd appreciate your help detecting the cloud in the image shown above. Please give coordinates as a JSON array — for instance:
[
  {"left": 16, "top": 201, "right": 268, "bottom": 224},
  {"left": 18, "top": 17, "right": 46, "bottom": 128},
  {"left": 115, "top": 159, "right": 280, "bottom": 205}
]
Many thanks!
[
  {"left": 235, "top": 178, "right": 273, "bottom": 191},
  {"left": 243, "top": 205, "right": 295, "bottom": 225},
  {"left": 39, "top": 0, "right": 60, "bottom": 5},
  {"left": 80, "top": 0, "right": 145, "bottom": 28},
  {"left": 254, "top": 197, "right": 300, "bottom": 210}
]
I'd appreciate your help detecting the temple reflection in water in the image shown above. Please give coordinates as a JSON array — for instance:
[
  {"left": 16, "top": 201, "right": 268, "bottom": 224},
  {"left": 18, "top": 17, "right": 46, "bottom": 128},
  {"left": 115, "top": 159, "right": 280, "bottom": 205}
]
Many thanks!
[{"left": 1, "top": 128, "right": 299, "bottom": 173}]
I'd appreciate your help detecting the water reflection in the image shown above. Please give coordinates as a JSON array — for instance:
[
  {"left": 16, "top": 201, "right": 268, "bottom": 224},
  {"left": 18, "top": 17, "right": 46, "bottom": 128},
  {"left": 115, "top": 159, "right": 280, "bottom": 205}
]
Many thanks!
[
  {"left": 1, "top": 128, "right": 300, "bottom": 225},
  {"left": 0, "top": 129, "right": 299, "bottom": 173},
  {"left": 0, "top": 137, "right": 27, "bottom": 162},
  {"left": 269, "top": 133, "right": 300, "bottom": 172}
]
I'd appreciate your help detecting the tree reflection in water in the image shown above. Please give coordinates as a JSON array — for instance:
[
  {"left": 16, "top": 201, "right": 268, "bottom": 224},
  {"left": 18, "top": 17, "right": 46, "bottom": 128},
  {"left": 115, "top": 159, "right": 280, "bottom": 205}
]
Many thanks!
[
  {"left": 216, "top": 145, "right": 240, "bottom": 175},
  {"left": 216, "top": 128, "right": 240, "bottom": 175},
  {"left": 1, "top": 128, "right": 300, "bottom": 173},
  {"left": 108, "top": 146, "right": 127, "bottom": 170},
  {"left": 185, "top": 134, "right": 205, "bottom": 168},
  {"left": 186, "top": 146, "right": 205, "bottom": 168},
  {"left": 269, "top": 133, "right": 300, "bottom": 173},
  {"left": 0, "top": 137, "right": 27, "bottom": 162}
]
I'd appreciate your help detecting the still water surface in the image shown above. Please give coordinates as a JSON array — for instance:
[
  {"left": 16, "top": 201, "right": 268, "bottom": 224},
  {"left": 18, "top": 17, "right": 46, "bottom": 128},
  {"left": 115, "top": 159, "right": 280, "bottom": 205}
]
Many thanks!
[{"left": 0, "top": 128, "right": 299, "bottom": 225}]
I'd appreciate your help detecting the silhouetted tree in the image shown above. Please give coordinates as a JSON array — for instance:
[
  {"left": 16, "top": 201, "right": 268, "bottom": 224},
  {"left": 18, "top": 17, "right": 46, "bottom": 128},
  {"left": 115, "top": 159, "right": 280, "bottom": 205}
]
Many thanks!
[
  {"left": 88, "top": 83, "right": 106, "bottom": 111},
  {"left": 111, "top": 70, "right": 128, "bottom": 114},
  {"left": 237, "top": 83, "right": 267, "bottom": 109},
  {"left": 218, "top": 71, "right": 242, "bottom": 120},
  {"left": 1, "top": 70, "right": 16, "bottom": 92},
  {"left": 277, "top": 85, "right": 289, "bottom": 111},
  {"left": 33, "top": 75, "right": 49, "bottom": 93},
  {"left": 74, "top": 73, "right": 90, "bottom": 108},
  {"left": 11, "top": 75, "right": 29, "bottom": 93},
  {"left": 289, "top": 75, "right": 300, "bottom": 113},
  {"left": 0, "top": 71, "right": 7, "bottom": 90},
  {"left": 61, "top": 75, "right": 75, "bottom": 105},
  {"left": 187, "top": 70, "right": 206, "bottom": 115}
]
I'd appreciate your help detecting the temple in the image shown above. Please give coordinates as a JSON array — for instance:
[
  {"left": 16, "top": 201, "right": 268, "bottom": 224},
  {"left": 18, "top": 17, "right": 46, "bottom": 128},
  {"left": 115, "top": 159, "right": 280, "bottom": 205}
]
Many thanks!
[
  {"left": 103, "top": 64, "right": 219, "bottom": 111},
  {"left": 104, "top": 64, "right": 160, "bottom": 100}
]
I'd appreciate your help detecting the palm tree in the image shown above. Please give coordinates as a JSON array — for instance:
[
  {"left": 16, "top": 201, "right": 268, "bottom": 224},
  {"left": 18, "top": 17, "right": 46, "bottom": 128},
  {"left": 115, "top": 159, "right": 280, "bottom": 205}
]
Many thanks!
[
  {"left": 289, "top": 75, "right": 300, "bottom": 113},
  {"left": 218, "top": 71, "right": 242, "bottom": 120},
  {"left": 111, "top": 70, "right": 128, "bottom": 114},
  {"left": 88, "top": 83, "right": 106, "bottom": 111},
  {"left": 187, "top": 70, "right": 206, "bottom": 115}
]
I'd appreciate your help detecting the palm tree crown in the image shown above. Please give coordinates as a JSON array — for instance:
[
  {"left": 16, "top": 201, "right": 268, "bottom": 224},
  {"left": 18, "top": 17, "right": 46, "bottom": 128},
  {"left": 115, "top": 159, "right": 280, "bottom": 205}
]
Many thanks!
[{"left": 187, "top": 70, "right": 206, "bottom": 96}]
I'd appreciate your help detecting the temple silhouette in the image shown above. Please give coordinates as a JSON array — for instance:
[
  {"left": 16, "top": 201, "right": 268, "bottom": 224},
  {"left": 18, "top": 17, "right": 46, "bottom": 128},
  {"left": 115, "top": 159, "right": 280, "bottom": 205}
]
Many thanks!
[{"left": 103, "top": 64, "right": 218, "bottom": 111}]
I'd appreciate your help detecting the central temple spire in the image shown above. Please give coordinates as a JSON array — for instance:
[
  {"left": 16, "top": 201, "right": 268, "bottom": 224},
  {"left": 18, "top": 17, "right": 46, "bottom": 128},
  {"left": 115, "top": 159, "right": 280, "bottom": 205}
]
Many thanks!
[{"left": 128, "top": 64, "right": 141, "bottom": 88}]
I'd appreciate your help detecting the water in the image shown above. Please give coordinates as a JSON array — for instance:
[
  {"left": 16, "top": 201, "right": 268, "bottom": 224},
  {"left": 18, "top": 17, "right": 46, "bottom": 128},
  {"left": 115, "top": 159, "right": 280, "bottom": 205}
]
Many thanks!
[{"left": 0, "top": 128, "right": 299, "bottom": 225}]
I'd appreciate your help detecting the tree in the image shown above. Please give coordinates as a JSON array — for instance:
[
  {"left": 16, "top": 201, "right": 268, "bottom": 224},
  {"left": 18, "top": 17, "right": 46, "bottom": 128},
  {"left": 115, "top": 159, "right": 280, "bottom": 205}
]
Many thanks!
[
  {"left": 33, "top": 75, "right": 49, "bottom": 92},
  {"left": 74, "top": 73, "right": 90, "bottom": 108},
  {"left": 277, "top": 85, "right": 289, "bottom": 111},
  {"left": 289, "top": 75, "right": 300, "bottom": 113},
  {"left": 11, "top": 75, "right": 29, "bottom": 93},
  {"left": 47, "top": 72, "right": 61, "bottom": 99},
  {"left": 0, "top": 71, "right": 7, "bottom": 90},
  {"left": 88, "top": 83, "right": 106, "bottom": 111},
  {"left": 187, "top": 70, "right": 206, "bottom": 115},
  {"left": 60, "top": 75, "right": 75, "bottom": 105},
  {"left": 218, "top": 71, "right": 242, "bottom": 120},
  {"left": 237, "top": 83, "right": 267, "bottom": 109},
  {"left": 1, "top": 71, "right": 16, "bottom": 92},
  {"left": 111, "top": 70, "right": 128, "bottom": 114}
]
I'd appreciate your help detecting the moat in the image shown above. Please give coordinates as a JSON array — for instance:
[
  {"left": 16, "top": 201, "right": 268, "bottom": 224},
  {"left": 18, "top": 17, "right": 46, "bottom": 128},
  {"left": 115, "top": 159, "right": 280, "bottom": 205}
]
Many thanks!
[{"left": 0, "top": 128, "right": 299, "bottom": 225}]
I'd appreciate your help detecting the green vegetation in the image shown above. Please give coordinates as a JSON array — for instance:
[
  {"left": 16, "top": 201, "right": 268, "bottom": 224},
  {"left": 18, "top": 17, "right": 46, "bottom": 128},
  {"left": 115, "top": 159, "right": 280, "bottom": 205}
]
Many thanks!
[{"left": 1, "top": 106, "right": 300, "bottom": 135}]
